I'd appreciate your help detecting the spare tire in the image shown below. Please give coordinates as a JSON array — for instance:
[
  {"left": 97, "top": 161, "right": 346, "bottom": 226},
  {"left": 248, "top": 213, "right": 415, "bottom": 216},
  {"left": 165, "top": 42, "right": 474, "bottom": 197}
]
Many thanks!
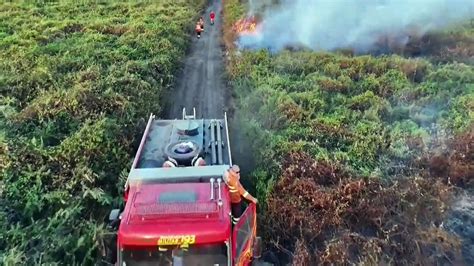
[{"left": 164, "top": 141, "right": 201, "bottom": 165}]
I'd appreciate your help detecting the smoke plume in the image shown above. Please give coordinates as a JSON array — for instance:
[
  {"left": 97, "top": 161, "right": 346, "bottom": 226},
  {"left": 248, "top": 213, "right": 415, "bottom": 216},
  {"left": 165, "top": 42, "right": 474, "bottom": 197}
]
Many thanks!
[{"left": 238, "top": 0, "right": 474, "bottom": 53}]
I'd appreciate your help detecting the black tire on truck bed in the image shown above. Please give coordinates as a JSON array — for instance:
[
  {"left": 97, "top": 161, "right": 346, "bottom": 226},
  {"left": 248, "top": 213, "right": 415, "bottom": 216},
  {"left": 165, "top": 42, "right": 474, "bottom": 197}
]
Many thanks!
[{"left": 164, "top": 140, "right": 202, "bottom": 165}]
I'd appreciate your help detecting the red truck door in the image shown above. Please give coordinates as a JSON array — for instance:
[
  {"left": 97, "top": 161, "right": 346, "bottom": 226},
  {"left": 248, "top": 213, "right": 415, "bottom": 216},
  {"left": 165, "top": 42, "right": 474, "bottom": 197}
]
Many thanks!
[{"left": 232, "top": 203, "right": 257, "bottom": 266}]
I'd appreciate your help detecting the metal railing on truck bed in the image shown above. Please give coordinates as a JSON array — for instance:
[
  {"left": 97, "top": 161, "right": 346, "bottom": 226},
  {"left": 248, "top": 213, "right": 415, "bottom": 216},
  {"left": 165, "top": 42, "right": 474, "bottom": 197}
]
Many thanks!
[{"left": 124, "top": 110, "right": 232, "bottom": 188}]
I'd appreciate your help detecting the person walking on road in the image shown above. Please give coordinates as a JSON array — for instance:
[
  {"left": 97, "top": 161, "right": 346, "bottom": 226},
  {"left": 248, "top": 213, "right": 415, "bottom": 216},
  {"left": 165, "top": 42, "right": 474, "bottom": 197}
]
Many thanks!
[
  {"left": 210, "top": 11, "right": 215, "bottom": 25},
  {"left": 223, "top": 165, "right": 258, "bottom": 224},
  {"left": 195, "top": 22, "right": 202, "bottom": 38},
  {"left": 199, "top": 16, "right": 205, "bottom": 31}
]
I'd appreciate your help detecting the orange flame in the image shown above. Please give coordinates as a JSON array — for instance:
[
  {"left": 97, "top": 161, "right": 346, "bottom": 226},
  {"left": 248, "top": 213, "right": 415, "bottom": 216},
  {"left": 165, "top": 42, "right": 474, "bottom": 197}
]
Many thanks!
[{"left": 233, "top": 16, "right": 260, "bottom": 36}]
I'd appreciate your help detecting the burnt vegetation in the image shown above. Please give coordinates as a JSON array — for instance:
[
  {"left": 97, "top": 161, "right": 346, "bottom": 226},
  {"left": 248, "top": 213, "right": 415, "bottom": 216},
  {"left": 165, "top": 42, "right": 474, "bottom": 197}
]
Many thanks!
[
  {"left": 224, "top": 0, "right": 473, "bottom": 264},
  {"left": 264, "top": 152, "right": 461, "bottom": 265}
]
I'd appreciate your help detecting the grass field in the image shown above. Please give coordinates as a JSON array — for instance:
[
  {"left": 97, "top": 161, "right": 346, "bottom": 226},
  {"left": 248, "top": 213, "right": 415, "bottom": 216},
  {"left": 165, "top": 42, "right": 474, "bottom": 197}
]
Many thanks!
[
  {"left": 1, "top": 0, "right": 472, "bottom": 264},
  {"left": 231, "top": 51, "right": 472, "bottom": 264},
  {"left": 0, "top": 1, "right": 205, "bottom": 264},
  {"left": 224, "top": 0, "right": 473, "bottom": 264}
]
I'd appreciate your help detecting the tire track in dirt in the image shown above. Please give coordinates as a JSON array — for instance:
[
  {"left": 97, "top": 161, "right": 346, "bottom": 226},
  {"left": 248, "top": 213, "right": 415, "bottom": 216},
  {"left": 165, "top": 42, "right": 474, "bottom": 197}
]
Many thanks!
[
  {"left": 164, "top": 0, "right": 254, "bottom": 174},
  {"left": 165, "top": 0, "right": 227, "bottom": 119}
]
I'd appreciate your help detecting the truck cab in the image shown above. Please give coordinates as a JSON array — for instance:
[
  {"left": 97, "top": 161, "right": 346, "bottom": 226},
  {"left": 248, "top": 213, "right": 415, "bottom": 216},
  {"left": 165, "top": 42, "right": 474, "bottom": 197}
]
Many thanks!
[{"left": 106, "top": 109, "right": 261, "bottom": 266}]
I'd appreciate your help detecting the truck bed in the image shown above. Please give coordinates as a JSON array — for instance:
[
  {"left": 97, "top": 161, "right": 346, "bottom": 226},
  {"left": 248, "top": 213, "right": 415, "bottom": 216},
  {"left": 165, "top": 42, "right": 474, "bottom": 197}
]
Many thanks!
[
  {"left": 139, "top": 118, "right": 231, "bottom": 167},
  {"left": 126, "top": 113, "right": 233, "bottom": 186}
]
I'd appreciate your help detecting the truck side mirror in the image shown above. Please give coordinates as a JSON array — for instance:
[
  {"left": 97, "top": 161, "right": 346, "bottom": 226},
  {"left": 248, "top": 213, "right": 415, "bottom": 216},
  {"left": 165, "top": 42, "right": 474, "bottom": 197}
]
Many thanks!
[
  {"left": 109, "top": 209, "right": 120, "bottom": 222},
  {"left": 253, "top": 236, "right": 262, "bottom": 259}
]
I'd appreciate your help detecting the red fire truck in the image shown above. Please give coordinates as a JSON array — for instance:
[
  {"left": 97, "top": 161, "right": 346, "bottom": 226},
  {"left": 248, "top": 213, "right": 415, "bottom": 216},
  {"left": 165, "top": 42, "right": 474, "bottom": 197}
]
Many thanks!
[{"left": 104, "top": 109, "right": 266, "bottom": 265}]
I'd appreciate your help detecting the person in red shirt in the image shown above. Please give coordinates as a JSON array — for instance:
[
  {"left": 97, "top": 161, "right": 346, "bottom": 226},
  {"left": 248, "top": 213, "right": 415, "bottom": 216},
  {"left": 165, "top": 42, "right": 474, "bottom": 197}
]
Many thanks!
[{"left": 210, "top": 11, "right": 215, "bottom": 25}]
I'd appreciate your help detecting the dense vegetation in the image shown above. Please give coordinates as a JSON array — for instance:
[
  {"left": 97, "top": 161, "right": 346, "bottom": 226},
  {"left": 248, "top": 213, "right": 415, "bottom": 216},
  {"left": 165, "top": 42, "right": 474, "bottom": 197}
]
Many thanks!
[
  {"left": 0, "top": 1, "right": 205, "bottom": 264},
  {"left": 224, "top": 0, "right": 473, "bottom": 264},
  {"left": 1, "top": 0, "right": 472, "bottom": 264}
]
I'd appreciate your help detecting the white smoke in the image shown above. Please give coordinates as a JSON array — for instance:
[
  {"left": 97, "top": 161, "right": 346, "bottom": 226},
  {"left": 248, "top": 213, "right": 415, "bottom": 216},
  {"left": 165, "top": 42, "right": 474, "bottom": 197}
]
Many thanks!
[
  {"left": 238, "top": 0, "right": 474, "bottom": 53},
  {"left": 248, "top": 0, "right": 274, "bottom": 15}
]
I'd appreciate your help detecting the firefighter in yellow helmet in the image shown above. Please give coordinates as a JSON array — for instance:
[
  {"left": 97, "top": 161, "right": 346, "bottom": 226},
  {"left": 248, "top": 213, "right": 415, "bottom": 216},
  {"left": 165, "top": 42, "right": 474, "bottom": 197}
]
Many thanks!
[{"left": 223, "top": 165, "right": 258, "bottom": 224}]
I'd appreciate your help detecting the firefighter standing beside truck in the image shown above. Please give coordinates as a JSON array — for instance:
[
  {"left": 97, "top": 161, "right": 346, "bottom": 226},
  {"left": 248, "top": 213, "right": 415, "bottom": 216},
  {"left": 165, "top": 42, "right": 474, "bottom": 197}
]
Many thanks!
[{"left": 223, "top": 165, "right": 258, "bottom": 224}]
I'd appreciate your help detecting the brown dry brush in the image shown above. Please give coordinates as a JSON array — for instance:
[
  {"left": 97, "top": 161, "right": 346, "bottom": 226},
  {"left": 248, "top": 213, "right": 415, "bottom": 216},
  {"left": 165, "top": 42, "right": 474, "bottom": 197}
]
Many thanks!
[
  {"left": 405, "top": 30, "right": 474, "bottom": 64},
  {"left": 422, "top": 128, "right": 474, "bottom": 188},
  {"left": 263, "top": 152, "right": 461, "bottom": 265}
]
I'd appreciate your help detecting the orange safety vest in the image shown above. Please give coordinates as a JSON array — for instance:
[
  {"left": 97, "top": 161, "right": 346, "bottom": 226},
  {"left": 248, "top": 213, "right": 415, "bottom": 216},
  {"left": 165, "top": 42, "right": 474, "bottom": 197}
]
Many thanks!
[{"left": 224, "top": 170, "right": 249, "bottom": 203}]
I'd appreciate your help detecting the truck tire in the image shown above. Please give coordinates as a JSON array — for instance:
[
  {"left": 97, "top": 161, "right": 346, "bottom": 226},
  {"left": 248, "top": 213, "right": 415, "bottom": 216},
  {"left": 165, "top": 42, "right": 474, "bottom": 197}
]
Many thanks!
[
  {"left": 100, "top": 233, "right": 117, "bottom": 265},
  {"left": 262, "top": 251, "right": 280, "bottom": 266},
  {"left": 164, "top": 140, "right": 202, "bottom": 165},
  {"left": 251, "top": 251, "right": 280, "bottom": 266}
]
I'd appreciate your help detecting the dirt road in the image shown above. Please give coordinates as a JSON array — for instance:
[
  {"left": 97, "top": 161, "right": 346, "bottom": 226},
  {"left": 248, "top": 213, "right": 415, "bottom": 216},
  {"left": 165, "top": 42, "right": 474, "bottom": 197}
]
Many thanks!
[
  {"left": 165, "top": 0, "right": 228, "bottom": 119},
  {"left": 164, "top": 0, "right": 256, "bottom": 175}
]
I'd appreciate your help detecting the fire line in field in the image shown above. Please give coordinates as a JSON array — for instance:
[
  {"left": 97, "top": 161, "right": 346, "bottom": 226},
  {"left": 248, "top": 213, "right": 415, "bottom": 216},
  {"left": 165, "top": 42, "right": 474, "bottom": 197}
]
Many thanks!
[{"left": 233, "top": 16, "right": 260, "bottom": 36}]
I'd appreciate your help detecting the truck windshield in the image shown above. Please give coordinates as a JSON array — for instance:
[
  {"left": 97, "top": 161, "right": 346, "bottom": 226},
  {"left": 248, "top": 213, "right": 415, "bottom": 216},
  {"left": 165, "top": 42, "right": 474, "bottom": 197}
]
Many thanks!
[{"left": 121, "top": 243, "right": 228, "bottom": 266}]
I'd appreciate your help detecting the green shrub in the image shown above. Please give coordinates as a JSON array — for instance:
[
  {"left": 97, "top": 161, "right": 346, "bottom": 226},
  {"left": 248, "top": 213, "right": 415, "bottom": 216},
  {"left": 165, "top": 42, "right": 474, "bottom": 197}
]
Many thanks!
[
  {"left": 0, "top": 0, "right": 206, "bottom": 263},
  {"left": 229, "top": 42, "right": 473, "bottom": 178}
]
